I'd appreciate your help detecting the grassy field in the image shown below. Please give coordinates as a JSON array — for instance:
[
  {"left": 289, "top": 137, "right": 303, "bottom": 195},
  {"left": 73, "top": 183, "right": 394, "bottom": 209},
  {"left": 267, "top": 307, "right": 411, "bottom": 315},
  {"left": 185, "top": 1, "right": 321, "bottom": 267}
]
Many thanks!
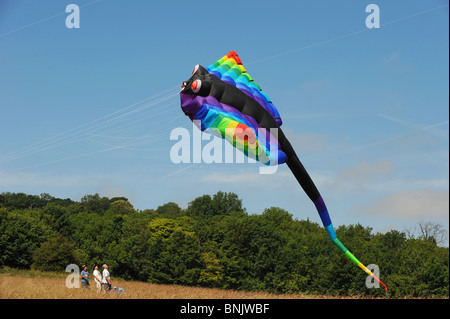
[
  {"left": 0, "top": 276, "right": 309, "bottom": 299},
  {"left": 0, "top": 269, "right": 359, "bottom": 299}
]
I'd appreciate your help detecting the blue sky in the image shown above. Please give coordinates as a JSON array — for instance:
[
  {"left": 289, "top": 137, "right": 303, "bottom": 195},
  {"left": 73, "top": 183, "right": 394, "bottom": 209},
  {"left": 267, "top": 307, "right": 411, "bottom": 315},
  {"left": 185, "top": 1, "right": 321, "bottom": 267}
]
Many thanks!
[{"left": 1, "top": 0, "right": 448, "bottom": 240}]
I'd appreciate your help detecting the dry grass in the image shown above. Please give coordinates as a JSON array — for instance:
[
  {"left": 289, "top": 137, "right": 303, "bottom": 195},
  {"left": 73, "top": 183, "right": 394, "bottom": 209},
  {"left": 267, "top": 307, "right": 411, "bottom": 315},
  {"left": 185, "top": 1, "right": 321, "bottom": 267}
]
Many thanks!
[
  {"left": 0, "top": 275, "right": 315, "bottom": 299},
  {"left": 0, "top": 268, "right": 393, "bottom": 299},
  {"left": 0, "top": 272, "right": 357, "bottom": 299}
]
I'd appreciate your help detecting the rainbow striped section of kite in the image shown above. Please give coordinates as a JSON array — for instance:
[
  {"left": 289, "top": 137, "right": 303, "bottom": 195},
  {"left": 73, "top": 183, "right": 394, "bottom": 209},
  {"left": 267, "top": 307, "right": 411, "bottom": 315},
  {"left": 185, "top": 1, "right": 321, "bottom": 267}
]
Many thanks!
[
  {"left": 180, "top": 51, "right": 286, "bottom": 165},
  {"left": 206, "top": 52, "right": 282, "bottom": 126}
]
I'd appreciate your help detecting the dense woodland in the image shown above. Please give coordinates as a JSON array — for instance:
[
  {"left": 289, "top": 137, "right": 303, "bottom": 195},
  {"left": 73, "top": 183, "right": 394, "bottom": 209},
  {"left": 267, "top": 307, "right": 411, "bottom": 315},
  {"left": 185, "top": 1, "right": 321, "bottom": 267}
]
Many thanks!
[{"left": 0, "top": 191, "right": 448, "bottom": 298}]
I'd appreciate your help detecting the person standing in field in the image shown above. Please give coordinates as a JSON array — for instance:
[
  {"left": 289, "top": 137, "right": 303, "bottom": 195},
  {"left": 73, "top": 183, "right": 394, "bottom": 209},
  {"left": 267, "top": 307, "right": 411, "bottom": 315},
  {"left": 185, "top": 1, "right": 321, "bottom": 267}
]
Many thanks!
[
  {"left": 80, "top": 265, "right": 90, "bottom": 289},
  {"left": 102, "top": 264, "right": 112, "bottom": 292},
  {"left": 93, "top": 265, "right": 102, "bottom": 293}
]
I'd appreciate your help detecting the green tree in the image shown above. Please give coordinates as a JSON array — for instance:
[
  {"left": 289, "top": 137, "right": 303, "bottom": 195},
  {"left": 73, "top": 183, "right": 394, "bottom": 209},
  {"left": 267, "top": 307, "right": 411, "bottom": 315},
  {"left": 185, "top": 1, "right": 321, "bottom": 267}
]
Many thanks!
[
  {"left": 0, "top": 192, "right": 44, "bottom": 210},
  {"left": 186, "top": 191, "right": 244, "bottom": 219},
  {"left": 156, "top": 202, "right": 184, "bottom": 218},
  {"left": 32, "top": 235, "right": 81, "bottom": 271},
  {"left": 199, "top": 251, "right": 224, "bottom": 287},
  {"left": 147, "top": 217, "right": 202, "bottom": 286},
  {"left": 109, "top": 200, "right": 136, "bottom": 215},
  {"left": 186, "top": 194, "right": 213, "bottom": 219},
  {"left": 211, "top": 191, "right": 245, "bottom": 215},
  {"left": 80, "top": 194, "right": 110, "bottom": 215},
  {"left": 113, "top": 212, "right": 154, "bottom": 281},
  {"left": 0, "top": 210, "right": 55, "bottom": 268}
]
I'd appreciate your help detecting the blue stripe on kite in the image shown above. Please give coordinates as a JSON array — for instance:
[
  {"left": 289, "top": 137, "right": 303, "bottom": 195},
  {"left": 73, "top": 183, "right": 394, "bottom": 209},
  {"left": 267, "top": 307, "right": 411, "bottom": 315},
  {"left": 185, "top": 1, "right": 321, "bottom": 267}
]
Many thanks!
[
  {"left": 194, "top": 106, "right": 210, "bottom": 130},
  {"left": 318, "top": 209, "right": 332, "bottom": 227},
  {"left": 222, "top": 76, "right": 236, "bottom": 86},
  {"left": 325, "top": 224, "right": 337, "bottom": 241},
  {"left": 202, "top": 109, "right": 221, "bottom": 131}
]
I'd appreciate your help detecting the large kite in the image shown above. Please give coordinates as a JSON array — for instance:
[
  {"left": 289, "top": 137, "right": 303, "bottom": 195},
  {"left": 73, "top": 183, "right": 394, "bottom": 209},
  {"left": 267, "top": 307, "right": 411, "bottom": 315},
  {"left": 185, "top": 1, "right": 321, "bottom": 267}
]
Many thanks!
[{"left": 179, "top": 51, "right": 387, "bottom": 292}]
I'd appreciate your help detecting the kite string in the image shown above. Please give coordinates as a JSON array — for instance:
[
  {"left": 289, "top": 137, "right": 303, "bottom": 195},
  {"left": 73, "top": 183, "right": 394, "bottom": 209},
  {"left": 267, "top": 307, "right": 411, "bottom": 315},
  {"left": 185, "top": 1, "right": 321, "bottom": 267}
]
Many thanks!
[
  {"left": 247, "top": 3, "right": 448, "bottom": 65},
  {"left": 1, "top": 93, "right": 181, "bottom": 173},
  {"left": 0, "top": 92, "right": 177, "bottom": 165},
  {"left": 0, "top": 86, "right": 180, "bottom": 166}
]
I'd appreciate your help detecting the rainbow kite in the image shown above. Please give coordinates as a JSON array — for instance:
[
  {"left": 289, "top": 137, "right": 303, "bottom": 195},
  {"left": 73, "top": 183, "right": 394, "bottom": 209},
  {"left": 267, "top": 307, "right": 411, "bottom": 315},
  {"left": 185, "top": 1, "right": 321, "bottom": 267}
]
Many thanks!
[{"left": 179, "top": 51, "right": 387, "bottom": 292}]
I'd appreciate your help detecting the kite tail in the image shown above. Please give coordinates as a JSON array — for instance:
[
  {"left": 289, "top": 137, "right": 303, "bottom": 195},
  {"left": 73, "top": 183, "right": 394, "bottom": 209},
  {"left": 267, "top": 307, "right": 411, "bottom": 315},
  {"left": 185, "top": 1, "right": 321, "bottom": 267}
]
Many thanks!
[
  {"left": 313, "top": 196, "right": 388, "bottom": 293},
  {"left": 285, "top": 150, "right": 388, "bottom": 293}
]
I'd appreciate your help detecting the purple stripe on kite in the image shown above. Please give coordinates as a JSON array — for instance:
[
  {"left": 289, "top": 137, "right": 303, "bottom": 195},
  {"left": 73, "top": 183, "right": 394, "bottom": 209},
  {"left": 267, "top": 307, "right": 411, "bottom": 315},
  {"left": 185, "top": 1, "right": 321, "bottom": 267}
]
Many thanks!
[
  {"left": 223, "top": 79, "right": 235, "bottom": 86},
  {"left": 180, "top": 93, "right": 204, "bottom": 115},
  {"left": 313, "top": 196, "right": 327, "bottom": 213}
]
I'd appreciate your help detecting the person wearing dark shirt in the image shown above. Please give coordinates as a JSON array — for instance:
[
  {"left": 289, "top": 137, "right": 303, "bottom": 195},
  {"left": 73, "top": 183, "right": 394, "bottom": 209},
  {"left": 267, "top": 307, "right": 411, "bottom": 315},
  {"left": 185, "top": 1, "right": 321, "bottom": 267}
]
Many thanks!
[{"left": 81, "top": 265, "right": 90, "bottom": 288}]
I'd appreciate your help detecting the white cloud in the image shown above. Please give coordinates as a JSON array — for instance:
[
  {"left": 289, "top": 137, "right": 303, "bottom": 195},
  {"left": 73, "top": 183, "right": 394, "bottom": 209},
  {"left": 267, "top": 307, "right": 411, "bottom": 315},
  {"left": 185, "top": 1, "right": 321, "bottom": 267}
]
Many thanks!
[
  {"left": 352, "top": 189, "right": 449, "bottom": 219},
  {"left": 411, "top": 178, "right": 449, "bottom": 189},
  {"left": 382, "top": 51, "right": 400, "bottom": 64},
  {"left": 337, "top": 159, "right": 394, "bottom": 182},
  {"left": 301, "top": 79, "right": 323, "bottom": 89},
  {"left": 201, "top": 169, "right": 292, "bottom": 185},
  {"left": 282, "top": 128, "right": 328, "bottom": 153},
  {"left": 0, "top": 170, "right": 91, "bottom": 188},
  {"left": 324, "top": 159, "right": 395, "bottom": 192}
]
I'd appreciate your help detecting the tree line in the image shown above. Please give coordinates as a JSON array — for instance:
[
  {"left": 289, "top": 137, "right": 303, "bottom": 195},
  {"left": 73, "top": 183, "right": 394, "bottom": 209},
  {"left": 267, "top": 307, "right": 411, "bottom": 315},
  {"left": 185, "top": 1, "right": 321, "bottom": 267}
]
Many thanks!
[{"left": 0, "top": 191, "right": 448, "bottom": 298}]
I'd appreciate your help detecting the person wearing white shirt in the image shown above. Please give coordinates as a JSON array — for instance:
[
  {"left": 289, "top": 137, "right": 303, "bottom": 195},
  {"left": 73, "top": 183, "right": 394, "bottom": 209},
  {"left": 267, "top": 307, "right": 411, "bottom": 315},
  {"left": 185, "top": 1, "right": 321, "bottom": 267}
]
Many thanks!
[
  {"left": 93, "top": 265, "right": 102, "bottom": 293},
  {"left": 102, "top": 264, "right": 112, "bottom": 292}
]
